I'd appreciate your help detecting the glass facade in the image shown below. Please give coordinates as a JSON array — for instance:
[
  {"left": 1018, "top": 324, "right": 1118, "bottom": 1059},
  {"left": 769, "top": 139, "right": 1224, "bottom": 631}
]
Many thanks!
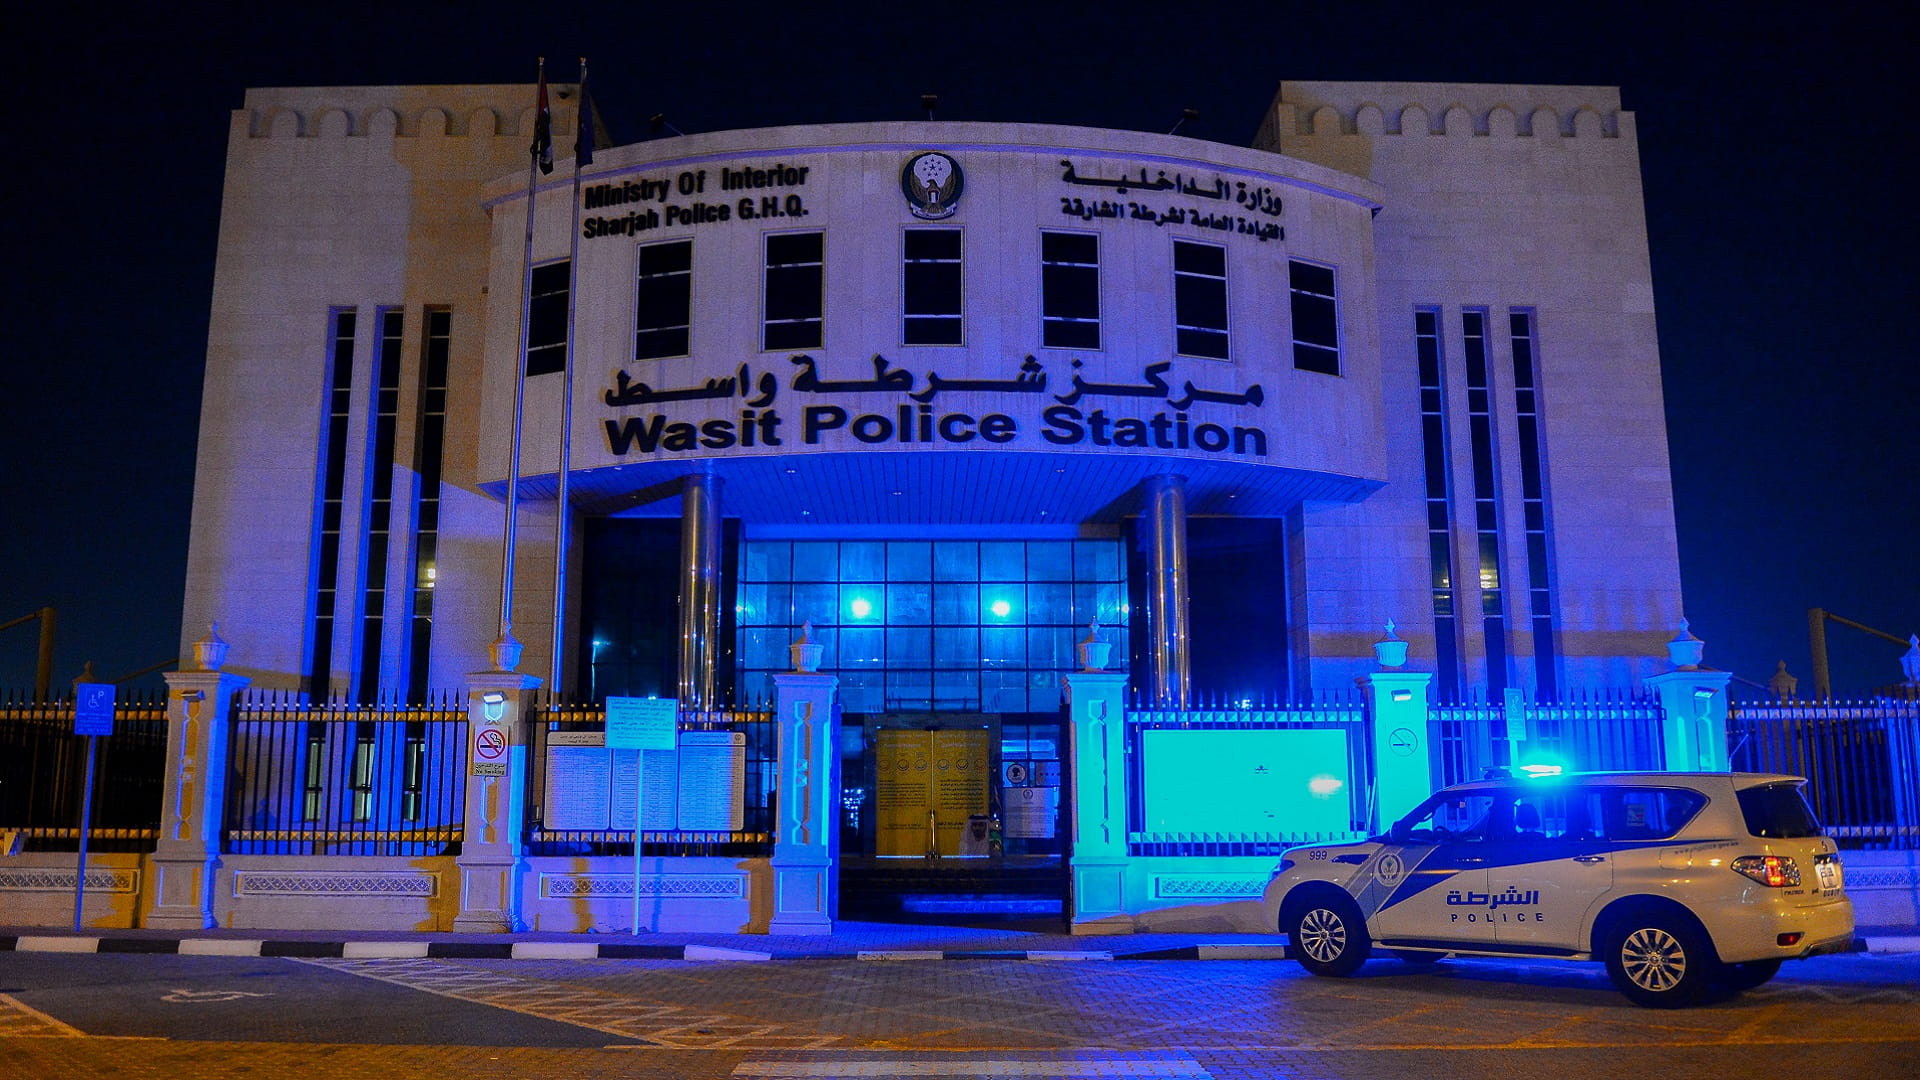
[{"left": 734, "top": 537, "right": 1128, "bottom": 713}]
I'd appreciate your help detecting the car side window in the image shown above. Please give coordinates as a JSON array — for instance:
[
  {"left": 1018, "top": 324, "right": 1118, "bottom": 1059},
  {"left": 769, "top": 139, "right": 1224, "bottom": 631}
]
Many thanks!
[
  {"left": 1600, "top": 787, "right": 1707, "bottom": 840},
  {"left": 1401, "top": 792, "right": 1498, "bottom": 843}
]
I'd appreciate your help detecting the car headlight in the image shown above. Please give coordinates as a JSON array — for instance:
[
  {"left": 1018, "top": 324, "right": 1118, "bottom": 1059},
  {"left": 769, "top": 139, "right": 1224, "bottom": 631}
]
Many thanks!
[{"left": 1731, "top": 855, "right": 1801, "bottom": 888}]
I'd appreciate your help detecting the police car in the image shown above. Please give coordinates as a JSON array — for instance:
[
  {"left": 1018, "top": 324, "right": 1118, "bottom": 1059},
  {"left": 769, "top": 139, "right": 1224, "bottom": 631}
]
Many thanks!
[{"left": 1262, "top": 772, "right": 1855, "bottom": 1007}]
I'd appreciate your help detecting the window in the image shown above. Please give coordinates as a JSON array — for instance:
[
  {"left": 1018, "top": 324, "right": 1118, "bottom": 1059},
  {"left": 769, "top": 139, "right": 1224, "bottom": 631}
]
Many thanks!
[
  {"left": 1290, "top": 260, "right": 1340, "bottom": 374},
  {"left": 310, "top": 308, "right": 355, "bottom": 700},
  {"left": 903, "top": 229, "right": 962, "bottom": 345},
  {"left": 1041, "top": 231, "right": 1099, "bottom": 349},
  {"left": 1509, "top": 310, "right": 1557, "bottom": 697},
  {"left": 525, "top": 260, "right": 568, "bottom": 376},
  {"left": 634, "top": 240, "right": 692, "bottom": 359},
  {"left": 763, "top": 232, "right": 823, "bottom": 350},
  {"left": 357, "top": 308, "right": 405, "bottom": 704},
  {"left": 1172, "top": 240, "right": 1229, "bottom": 359},
  {"left": 406, "top": 308, "right": 451, "bottom": 703},
  {"left": 1462, "top": 309, "right": 1507, "bottom": 695},
  {"left": 1415, "top": 309, "right": 1461, "bottom": 701},
  {"left": 733, "top": 538, "right": 1127, "bottom": 713}
]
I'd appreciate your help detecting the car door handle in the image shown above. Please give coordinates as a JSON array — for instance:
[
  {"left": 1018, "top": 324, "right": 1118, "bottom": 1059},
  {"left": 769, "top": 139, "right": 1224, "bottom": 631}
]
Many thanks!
[{"left": 1573, "top": 855, "right": 1607, "bottom": 864}]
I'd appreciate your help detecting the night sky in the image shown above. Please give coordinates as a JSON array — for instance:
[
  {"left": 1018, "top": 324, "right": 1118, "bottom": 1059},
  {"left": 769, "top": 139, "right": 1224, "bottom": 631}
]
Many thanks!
[{"left": 3, "top": 1, "right": 1912, "bottom": 696}]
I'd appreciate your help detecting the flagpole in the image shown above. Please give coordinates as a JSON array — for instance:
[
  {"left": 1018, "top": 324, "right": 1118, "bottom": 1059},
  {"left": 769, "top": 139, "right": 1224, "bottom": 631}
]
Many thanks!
[
  {"left": 551, "top": 57, "right": 589, "bottom": 692},
  {"left": 496, "top": 57, "right": 552, "bottom": 669}
]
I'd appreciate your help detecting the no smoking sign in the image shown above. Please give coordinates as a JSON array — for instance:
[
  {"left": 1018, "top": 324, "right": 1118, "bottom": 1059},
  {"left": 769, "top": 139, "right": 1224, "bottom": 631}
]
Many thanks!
[{"left": 472, "top": 727, "right": 509, "bottom": 775}]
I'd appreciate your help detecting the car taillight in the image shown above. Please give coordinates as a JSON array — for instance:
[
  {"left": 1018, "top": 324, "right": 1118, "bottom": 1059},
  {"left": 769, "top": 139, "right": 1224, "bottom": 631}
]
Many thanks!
[{"left": 1732, "top": 855, "right": 1801, "bottom": 887}]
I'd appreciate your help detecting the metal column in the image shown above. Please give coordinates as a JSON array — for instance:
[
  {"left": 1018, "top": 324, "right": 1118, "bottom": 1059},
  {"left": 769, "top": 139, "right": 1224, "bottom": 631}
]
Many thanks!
[
  {"left": 1144, "top": 474, "right": 1191, "bottom": 709},
  {"left": 677, "top": 473, "right": 724, "bottom": 709}
]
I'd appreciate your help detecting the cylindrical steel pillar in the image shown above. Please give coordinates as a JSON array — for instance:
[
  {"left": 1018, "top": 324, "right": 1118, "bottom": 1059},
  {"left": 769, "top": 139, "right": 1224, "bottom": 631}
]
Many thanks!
[
  {"left": 1143, "top": 474, "right": 1191, "bottom": 709},
  {"left": 678, "top": 473, "right": 724, "bottom": 709}
]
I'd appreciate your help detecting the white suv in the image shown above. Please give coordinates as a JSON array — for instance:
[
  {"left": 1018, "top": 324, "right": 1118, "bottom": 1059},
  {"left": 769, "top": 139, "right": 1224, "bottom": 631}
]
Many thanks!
[{"left": 1262, "top": 772, "right": 1855, "bottom": 1007}]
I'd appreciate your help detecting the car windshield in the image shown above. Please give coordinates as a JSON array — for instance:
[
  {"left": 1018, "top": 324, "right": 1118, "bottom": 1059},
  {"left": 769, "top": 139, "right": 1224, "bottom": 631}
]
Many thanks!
[{"left": 1737, "top": 781, "right": 1825, "bottom": 839}]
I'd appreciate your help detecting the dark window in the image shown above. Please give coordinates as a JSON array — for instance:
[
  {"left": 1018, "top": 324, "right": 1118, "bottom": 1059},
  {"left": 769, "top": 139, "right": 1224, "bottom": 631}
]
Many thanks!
[
  {"left": 903, "top": 229, "right": 962, "bottom": 345},
  {"left": 310, "top": 309, "right": 356, "bottom": 700},
  {"left": 763, "top": 232, "right": 823, "bottom": 351},
  {"left": 1290, "top": 260, "right": 1340, "bottom": 374},
  {"left": 1415, "top": 308, "right": 1460, "bottom": 700},
  {"left": 406, "top": 308, "right": 451, "bottom": 703},
  {"left": 1172, "top": 240, "right": 1229, "bottom": 359},
  {"left": 1041, "top": 231, "right": 1100, "bottom": 349},
  {"left": 357, "top": 309, "right": 405, "bottom": 704},
  {"left": 1509, "top": 310, "right": 1557, "bottom": 697},
  {"left": 525, "top": 261, "right": 568, "bottom": 376},
  {"left": 1738, "top": 782, "right": 1825, "bottom": 839},
  {"left": 635, "top": 240, "right": 692, "bottom": 359},
  {"left": 1462, "top": 310, "right": 1507, "bottom": 696}
]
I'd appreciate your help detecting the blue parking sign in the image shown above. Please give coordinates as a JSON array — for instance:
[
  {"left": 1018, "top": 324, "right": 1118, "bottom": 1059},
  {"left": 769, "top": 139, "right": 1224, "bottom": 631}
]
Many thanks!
[{"left": 73, "top": 682, "right": 116, "bottom": 736}]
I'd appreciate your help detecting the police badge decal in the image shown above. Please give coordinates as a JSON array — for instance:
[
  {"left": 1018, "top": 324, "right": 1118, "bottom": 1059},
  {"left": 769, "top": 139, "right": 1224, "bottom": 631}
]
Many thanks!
[{"left": 902, "top": 151, "right": 963, "bottom": 219}]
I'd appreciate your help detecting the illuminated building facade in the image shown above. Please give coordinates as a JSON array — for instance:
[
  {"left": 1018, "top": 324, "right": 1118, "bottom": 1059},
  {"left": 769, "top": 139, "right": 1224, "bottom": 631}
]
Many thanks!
[{"left": 181, "top": 80, "right": 1683, "bottom": 883}]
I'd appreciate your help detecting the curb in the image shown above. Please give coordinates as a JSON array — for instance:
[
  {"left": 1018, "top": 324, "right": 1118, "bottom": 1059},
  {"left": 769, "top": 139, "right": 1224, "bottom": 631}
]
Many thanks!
[
  {"left": 0, "top": 935, "right": 774, "bottom": 962},
  {"left": 4, "top": 934, "right": 1911, "bottom": 960}
]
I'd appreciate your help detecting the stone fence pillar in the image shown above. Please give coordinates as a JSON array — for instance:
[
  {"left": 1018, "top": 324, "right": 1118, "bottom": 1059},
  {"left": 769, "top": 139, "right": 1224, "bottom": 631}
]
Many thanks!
[
  {"left": 146, "top": 662, "right": 250, "bottom": 929},
  {"left": 453, "top": 671, "right": 540, "bottom": 931},
  {"left": 1062, "top": 670, "right": 1129, "bottom": 934},
  {"left": 770, "top": 669, "right": 838, "bottom": 934},
  {"left": 1646, "top": 620, "right": 1732, "bottom": 772}
]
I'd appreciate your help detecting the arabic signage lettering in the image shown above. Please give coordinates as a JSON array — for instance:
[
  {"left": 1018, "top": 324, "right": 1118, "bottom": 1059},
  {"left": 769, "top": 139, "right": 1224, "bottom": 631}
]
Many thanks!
[
  {"left": 582, "top": 163, "right": 813, "bottom": 240},
  {"left": 1058, "top": 160, "right": 1285, "bottom": 243},
  {"left": 1446, "top": 886, "right": 1546, "bottom": 923},
  {"left": 605, "top": 696, "right": 679, "bottom": 751},
  {"left": 602, "top": 353, "right": 1271, "bottom": 459}
]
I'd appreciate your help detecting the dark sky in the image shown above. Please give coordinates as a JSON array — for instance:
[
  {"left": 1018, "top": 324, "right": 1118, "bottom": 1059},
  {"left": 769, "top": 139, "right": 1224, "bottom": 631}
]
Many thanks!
[{"left": 2, "top": 1, "right": 1912, "bottom": 696}]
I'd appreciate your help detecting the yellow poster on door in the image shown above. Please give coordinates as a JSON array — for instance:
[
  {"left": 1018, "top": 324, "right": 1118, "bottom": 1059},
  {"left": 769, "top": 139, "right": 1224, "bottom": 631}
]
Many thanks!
[
  {"left": 875, "top": 729, "right": 932, "bottom": 856},
  {"left": 932, "top": 729, "right": 989, "bottom": 857},
  {"left": 874, "top": 728, "right": 991, "bottom": 857}
]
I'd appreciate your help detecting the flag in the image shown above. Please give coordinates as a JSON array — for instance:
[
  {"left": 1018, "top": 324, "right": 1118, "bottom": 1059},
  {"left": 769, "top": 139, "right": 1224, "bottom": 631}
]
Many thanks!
[
  {"left": 532, "top": 61, "right": 554, "bottom": 174},
  {"left": 574, "top": 59, "right": 595, "bottom": 168}
]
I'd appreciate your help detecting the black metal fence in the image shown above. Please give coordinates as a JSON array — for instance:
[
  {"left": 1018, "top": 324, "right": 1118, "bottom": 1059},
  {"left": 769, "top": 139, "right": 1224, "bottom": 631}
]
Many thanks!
[
  {"left": 223, "top": 691, "right": 467, "bottom": 856},
  {"left": 1731, "top": 697, "right": 1920, "bottom": 849},
  {"left": 1432, "top": 696, "right": 1667, "bottom": 787},
  {"left": 0, "top": 690, "right": 168, "bottom": 852},
  {"left": 525, "top": 697, "right": 776, "bottom": 858}
]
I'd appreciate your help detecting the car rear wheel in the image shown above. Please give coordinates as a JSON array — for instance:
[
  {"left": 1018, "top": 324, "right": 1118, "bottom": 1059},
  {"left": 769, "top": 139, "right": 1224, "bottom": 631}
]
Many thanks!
[
  {"left": 1288, "top": 894, "right": 1371, "bottom": 977},
  {"left": 1604, "top": 915, "right": 1719, "bottom": 1008}
]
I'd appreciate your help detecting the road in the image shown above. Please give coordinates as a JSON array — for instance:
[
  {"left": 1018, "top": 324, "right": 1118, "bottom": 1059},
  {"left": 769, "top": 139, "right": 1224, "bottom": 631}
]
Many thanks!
[{"left": 2, "top": 948, "right": 1916, "bottom": 1078}]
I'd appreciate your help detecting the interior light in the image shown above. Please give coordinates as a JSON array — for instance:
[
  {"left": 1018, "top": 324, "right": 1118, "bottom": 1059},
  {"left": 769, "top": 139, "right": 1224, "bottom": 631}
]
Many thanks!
[
  {"left": 990, "top": 599, "right": 1012, "bottom": 618},
  {"left": 1308, "top": 775, "right": 1344, "bottom": 797},
  {"left": 850, "top": 597, "right": 873, "bottom": 618}
]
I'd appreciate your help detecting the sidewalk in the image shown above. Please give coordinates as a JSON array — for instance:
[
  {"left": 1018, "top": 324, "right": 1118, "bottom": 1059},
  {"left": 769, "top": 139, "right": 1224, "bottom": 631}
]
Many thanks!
[{"left": 4, "top": 920, "right": 1913, "bottom": 959}]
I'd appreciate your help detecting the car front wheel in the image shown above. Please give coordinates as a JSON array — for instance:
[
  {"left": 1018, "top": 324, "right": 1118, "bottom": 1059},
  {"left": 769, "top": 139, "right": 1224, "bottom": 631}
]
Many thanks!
[
  {"left": 1604, "top": 916, "right": 1719, "bottom": 1008},
  {"left": 1288, "top": 894, "right": 1371, "bottom": 976}
]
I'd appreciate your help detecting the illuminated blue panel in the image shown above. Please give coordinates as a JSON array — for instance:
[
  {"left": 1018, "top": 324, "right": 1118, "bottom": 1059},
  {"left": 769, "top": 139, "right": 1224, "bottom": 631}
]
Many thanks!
[{"left": 1141, "top": 729, "right": 1350, "bottom": 836}]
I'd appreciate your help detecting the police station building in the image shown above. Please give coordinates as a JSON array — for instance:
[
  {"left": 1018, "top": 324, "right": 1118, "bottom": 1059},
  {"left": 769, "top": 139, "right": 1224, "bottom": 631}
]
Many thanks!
[{"left": 166, "top": 79, "right": 1694, "bottom": 931}]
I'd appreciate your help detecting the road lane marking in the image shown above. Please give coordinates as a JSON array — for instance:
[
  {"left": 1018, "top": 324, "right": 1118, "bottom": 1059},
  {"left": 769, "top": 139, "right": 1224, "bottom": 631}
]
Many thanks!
[{"left": 0, "top": 993, "right": 86, "bottom": 1037}]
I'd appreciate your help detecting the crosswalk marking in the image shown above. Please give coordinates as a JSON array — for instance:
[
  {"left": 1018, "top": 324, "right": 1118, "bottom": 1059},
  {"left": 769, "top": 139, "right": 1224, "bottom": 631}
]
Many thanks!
[
  {"left": 732, "top": 1055, "right": 1212, "bottom": 1077},
  {"left": 296, "top": 957, "right": 844, "bottom": 1049}
]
